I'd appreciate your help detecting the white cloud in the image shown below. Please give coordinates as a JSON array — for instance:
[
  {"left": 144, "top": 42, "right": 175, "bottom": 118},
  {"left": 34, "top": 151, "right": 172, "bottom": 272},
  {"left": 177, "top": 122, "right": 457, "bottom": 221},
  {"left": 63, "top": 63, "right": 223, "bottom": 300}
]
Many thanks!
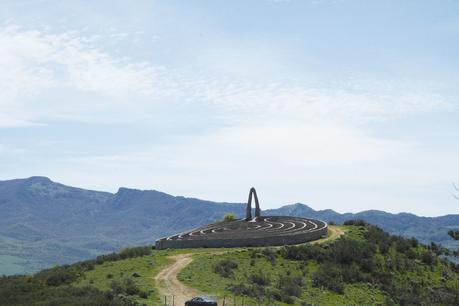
[
  {"left": 1, "top": 26, "right": 458, "bottom": 215},
  {"left": 0, "top": 26, "right": 453, "bottom": 128},
  {"left": 60, "top": 121, "right": 408, "bottom": 190}
]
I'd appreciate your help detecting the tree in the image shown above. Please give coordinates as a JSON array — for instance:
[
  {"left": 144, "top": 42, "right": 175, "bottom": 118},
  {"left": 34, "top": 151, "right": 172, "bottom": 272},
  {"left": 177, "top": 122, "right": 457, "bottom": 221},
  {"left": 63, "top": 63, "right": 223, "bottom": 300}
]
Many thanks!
[
  {"left": 223, "top": 213, "right": 236, "bottom": 222},
  {"left": 448, "top": 230, "right": 459, "bottom": 241}
]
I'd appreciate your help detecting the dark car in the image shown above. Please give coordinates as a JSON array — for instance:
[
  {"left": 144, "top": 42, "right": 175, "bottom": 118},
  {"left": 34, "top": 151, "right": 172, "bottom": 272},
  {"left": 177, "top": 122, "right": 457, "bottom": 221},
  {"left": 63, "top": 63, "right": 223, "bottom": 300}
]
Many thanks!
[{"left": 185, "top": 296, "right": 217, "bottom": 306}]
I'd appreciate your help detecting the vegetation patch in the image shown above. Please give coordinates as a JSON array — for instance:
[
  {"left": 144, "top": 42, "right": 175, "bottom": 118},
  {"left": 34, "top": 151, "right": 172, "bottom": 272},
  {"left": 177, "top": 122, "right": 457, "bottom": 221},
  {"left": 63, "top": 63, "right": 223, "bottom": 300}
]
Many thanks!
[
  {"left": 179, "top": 223, "right": 459, "bottom": 305},
  {"left": 0, "top": 246, "right": 159, "bottom": 306},
  {"left": 213, "top": 259, "right": 238, "bottom": 278}
]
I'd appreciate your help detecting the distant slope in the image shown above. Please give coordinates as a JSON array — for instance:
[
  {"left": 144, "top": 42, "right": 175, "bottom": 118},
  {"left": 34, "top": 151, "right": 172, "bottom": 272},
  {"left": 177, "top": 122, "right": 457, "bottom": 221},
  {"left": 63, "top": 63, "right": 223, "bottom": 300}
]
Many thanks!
[{"left": 1, "top": 177, "right": 458, "bottom": 275}]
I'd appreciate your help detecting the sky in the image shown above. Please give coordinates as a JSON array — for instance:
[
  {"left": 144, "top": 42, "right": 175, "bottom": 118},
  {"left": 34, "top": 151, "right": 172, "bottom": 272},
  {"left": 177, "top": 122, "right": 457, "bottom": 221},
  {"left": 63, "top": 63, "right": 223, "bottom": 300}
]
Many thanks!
[{"left": 0, "top": 0, "right": 458, "bottom": 216}]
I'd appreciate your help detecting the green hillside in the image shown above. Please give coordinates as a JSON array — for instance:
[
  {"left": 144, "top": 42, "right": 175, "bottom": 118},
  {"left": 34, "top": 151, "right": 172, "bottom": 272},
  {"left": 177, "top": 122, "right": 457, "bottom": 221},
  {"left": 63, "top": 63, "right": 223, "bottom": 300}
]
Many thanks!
[
  {"left": 1, "top": 223, "right": 458, "bottom": 305},
  {"left": 179, "top": 224, "right": 459, "bottom": 305}
]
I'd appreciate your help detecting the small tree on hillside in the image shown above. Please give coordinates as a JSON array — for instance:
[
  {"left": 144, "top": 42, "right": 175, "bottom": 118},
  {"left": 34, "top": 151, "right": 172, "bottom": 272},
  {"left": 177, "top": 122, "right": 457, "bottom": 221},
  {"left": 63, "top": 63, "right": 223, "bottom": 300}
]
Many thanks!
[
  {"left": 223, "top": 213, "right": 236, "bottom": 222},
  {"left": 448, "top": 230, "right": 459, "bottom": 241}
]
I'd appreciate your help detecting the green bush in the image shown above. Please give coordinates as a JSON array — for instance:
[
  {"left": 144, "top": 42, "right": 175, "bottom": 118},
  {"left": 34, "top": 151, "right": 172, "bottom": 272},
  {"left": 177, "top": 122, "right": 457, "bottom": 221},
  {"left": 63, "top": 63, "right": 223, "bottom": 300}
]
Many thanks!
[
  {"left": 421, "top": 251, "right": 435, "bottom": 265},
  {"left": 110, "top": 279, "right": 149, "bottom": 298},
  {"left": 213, "top": 259, "right": 238, "bottom": 278},
  {"left": 226, "top": 283, "right": 249, "bottom": 295},
  {"left": 223, "top": 213, "right": 236, "bottom": 222},
  {"left": 343, "top": 219, "right": 367, "bottom": 226},
  {"left": 279, "top": 244, "right": 324, "bottom": 261},
  {"left": 0, "top": 275, "right": 113, "bottom": 306},
  {"left": 312, "top": 264, "right": 345, "bottom": 294},
  {"left": 277, "top": 274, "right": 303, "bottom": 297},
  {"left": 448, "top": 229, "right": 459, "bottom": 240},
  {"left": 249, "top": 270, "right": 270, "bottom": 286},
  {"left": 35, "top": 265, "right": 82, "bottom": 287}
]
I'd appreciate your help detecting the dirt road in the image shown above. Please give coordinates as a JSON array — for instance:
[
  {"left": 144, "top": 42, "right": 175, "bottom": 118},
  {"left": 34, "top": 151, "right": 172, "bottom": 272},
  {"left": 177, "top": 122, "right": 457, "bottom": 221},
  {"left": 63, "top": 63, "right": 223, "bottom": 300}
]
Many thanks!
[
  {"left": 311, "top": 225, "right": 345, "bottom": 244},
  {"left": 154, "top": 253, "right": 202, "bottom": 305}
]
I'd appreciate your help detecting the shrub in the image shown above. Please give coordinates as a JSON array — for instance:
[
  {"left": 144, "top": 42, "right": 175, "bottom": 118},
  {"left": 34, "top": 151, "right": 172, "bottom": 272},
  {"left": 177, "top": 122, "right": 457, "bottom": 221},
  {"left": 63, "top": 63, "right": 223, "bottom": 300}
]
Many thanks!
[
  {"left": 0, "top": 276, "right": 112, "bottom": 306},
  {"left": 329, "top": 238, "right": 375, "bottom": 265},
  {"left": 124, "top": 279, "right": 141, "bottom": 295},
  {"left": 269, "top": 287, "right": 295, "bottom": 304},
  {"left": 227, "top": 283, "right": 249, "bottom": 296},
  {"left": 341, "top": 263, "right": 365, "bottom": 283},
  {"left": 421, "top": 251, "right": 435, "bottom": 265},
  {"left": 223, "top": 213, "right": 236, "bottom": 222},
  {"left": 95, "top": 246, "right": 151, "bottom": 265},
  {"left": 139, "top": 290, "right": 149, "bottom": 299},
  {"left": 110, "top": 279, "right": 148, "bottom": 298},
  {"left": 119, "top": 246, "right": 151, "bottom": 259},
  {"left": 34, "top": 265, "right": 81, "bottom": 287},
  {"left": 213, "top": 259, "right": 238, "bottom": 278},
  {"left": 262, "top": 248, "right": 277, "bottom": 265},
  {"left": 277, "top": 274, "right": 303, "bottom": 297},
  {"left": 249, "top": 270, "right": 270, "bottom": 286},
  {"left": 280, "top": 244, "right": 324, "bottom": 261},
  {"left": 343, "top": 219, "right": 367, "bottom": 226},
  {"left": 312, "top": 264, "right": 344, "bottom": 294},
  {"left": 448, "top": 230, "right": 459, "bottom": 240}
]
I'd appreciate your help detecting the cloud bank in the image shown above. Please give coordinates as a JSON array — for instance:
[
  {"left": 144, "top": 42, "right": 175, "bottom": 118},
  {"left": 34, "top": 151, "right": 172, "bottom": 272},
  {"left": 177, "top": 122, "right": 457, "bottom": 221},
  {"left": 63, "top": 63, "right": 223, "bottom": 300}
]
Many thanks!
[{"left": 0, "top": 25, "right": 457, "bottom": 215}]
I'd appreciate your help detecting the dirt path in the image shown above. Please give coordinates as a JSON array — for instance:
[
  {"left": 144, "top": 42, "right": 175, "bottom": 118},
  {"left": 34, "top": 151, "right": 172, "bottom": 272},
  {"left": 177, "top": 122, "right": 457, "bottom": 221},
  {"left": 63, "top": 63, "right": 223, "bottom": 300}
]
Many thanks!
[
  {"left": 311, "top": 225, "right": 345, "bottom": 245},
  {"left": 154, "top": 253, "right": 203, "bottom": 305}
]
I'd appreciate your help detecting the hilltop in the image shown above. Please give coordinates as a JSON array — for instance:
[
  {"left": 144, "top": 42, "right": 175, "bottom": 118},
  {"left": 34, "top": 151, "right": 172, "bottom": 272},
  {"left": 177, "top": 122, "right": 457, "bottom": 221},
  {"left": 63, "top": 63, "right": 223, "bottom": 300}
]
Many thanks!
[
  {"left": 1, "top": 177, "right": 458, "bottom": 275},
  {"left": 1, "top": 223, "right": 458, "bottom": 305}
]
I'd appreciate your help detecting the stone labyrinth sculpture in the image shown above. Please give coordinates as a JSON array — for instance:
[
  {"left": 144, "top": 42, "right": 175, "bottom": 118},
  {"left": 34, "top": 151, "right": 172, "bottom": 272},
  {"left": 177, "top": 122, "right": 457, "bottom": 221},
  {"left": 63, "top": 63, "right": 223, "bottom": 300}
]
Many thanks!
[{"left": 155, "top": 188, "right": 328, "bottom": 249}]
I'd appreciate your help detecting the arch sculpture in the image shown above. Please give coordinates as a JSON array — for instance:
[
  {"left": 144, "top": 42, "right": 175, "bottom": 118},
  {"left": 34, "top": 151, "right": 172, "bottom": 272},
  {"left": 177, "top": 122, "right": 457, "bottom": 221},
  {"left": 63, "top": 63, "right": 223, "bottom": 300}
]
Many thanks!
[{"left": 246, "top": 187, "right": 261, "bottom": 220}]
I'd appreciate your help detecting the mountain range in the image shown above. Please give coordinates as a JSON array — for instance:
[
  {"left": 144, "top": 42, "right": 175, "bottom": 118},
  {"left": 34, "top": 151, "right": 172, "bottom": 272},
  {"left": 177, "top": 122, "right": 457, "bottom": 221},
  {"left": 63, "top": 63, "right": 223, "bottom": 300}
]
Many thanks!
[{"left": 1, "top": 176, "right": 458, "bottom": 275}]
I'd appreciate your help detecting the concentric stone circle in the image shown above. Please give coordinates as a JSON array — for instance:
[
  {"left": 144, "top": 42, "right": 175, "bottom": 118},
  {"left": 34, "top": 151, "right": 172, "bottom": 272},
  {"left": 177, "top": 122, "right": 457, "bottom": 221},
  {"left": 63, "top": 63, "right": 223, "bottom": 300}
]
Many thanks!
[
  {"left": 155, "top": 188, "right": 328, "bottom": 250},
  {"left": 155, "top": 216, "right": 327, "bottom": 249}
]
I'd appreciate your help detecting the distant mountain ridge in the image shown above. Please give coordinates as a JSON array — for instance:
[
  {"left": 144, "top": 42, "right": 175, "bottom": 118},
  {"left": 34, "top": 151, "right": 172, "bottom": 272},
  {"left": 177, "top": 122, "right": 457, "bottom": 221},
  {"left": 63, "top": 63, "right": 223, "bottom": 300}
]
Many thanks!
[
  {"left": 1, "top": 176, "right": 458, "bottom": 275},
  {"left": 265, "top": 203, "right": 459, "bottom": 250}
]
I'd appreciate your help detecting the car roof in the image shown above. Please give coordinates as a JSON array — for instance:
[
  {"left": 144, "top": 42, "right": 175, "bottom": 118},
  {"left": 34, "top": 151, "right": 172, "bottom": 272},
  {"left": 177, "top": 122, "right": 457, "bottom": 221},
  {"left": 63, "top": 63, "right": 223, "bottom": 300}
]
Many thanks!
[{"left": 192, "top": 296, "right": 215, "bottom": 302}]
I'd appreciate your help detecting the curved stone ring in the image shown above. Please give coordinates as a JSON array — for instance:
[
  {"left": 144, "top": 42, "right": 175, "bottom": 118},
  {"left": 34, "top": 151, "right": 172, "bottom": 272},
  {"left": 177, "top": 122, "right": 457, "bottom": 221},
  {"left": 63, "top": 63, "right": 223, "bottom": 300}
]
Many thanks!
[{"left": 156, "top": 188, "right": 328, "bottom": 249}]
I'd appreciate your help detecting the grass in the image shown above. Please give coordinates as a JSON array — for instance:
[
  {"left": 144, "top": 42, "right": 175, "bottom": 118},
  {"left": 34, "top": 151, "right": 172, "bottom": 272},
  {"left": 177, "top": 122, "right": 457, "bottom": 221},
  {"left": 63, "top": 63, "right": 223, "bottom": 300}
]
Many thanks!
[
  {"left": 178, "top": 247, "right": 388, "bottom": 305},
  {"left": 175, "top": 225, "right": 390, "bottom": 305},
  {"left": 3, "top": 223, "right": 458, "bottom": 306},
  {"left": 72, "top": 225, "right": 347, "bottom": 305},
  {"left": 74, "top": 251, "right": 171, "bottom": 304},
  {"left": 74, "top": 247, "right": 237, "bottom": 304},
  {"left": 71, "top": 224, "right": 456, "bottom": 305}
]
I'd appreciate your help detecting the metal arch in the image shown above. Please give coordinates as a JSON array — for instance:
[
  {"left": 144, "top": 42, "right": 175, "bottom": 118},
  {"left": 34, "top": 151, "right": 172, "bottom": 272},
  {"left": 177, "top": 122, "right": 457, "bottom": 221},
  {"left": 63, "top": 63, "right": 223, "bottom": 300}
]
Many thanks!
[{"left": 246, "top": 187, "right": 261, "bottom": 220}]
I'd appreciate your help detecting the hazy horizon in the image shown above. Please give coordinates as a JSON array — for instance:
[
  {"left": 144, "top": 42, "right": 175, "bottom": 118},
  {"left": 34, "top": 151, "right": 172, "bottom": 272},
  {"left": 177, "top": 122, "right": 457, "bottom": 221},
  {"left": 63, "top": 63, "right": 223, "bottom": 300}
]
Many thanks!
[{"left": 1, "top": 0, "right": 458, "bottom": 216}]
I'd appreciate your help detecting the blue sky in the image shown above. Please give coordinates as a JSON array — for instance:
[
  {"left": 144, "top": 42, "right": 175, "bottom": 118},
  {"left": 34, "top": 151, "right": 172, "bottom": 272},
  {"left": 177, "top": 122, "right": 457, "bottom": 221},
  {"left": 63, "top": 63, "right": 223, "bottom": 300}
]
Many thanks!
[{"left": 0, "top": 0, "right": 458, "bottom": 216}]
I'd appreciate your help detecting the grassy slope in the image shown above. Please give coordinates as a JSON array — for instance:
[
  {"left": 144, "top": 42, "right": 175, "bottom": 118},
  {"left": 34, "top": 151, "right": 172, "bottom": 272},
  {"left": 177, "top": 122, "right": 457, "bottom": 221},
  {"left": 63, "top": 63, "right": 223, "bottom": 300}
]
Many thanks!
[
  {"left": 177, "top": 226, "right": 387, "bottom": 305},
  {"left": 70, "top": 226, "right": 381, "bottom": 305},
  {"left": 177, "top": 225, "right": 459, "bottom": 305},
  {"left": 179, "top": 250, "right": 386, "bottom": 305},
  {"left": 74, "top": 253, "right": 169, "bottom": 305},
  {"left": 73, "top": 248, "right": 233, "bottom": 304},
  {"left": 68, "top": 227, "right": 339, "bottom": 304},
  {"left": 48, "top": 225, "right": 457, "bottom": 305}
]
